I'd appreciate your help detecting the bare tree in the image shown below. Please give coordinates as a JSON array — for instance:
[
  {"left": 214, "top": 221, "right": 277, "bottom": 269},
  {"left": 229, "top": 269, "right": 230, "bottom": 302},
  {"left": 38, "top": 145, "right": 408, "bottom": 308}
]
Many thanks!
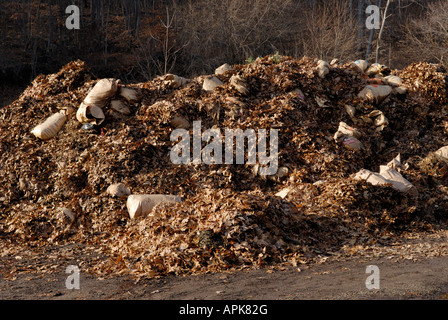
[
  {"left": 357, "top": 0, "right": 366, "bottom": 50},
  {"left": 134, "top": 5, "right": 188, "bottom": 79},
  {"left": 404, "top": 0, "right": 448, "bottom": 66},
  {"left": 177, "top": 0, "right": 297, "bottom": 75},
  {"left": 31, "top": 0, "right": 42, "bottom": 78},
  {"left": 159, "top": 6, "right": 177, "bottom": 75},
  {"left": 104, "top": 0, "right": 111, "bottom": 65},
  {"left": 47, "top": 0, "right": 52, "bottom": 54},
  {"left": 122, "top": 0, "right": 140, "bottom": 37},
  {"left": 302, "top": 0, "right": 359, "bottom": 61},
  {"left": 375, "top": 0, "right": 391, "bottom": 63}
]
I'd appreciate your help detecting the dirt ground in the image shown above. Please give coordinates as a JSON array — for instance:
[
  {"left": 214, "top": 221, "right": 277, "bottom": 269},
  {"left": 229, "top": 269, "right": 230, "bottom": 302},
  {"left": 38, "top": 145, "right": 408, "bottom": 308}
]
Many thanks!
[{"left": 1, "top": 230, "right": 447, "bottom": 300}]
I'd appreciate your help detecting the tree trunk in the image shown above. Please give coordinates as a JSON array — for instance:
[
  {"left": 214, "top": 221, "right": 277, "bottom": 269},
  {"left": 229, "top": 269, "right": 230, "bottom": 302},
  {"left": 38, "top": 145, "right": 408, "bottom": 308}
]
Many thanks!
[
  {"left": 47, "top": 0, "right": 53, "bottom": 55},
  {"left": 375, "top": 0, "right": 391, "bottom": 63},
  {"left": 31, "top": 0, "right": 42, "bottom": 79},
  {"left": 134, "top": 0, "right": 140, "bottom": 37},
  {"left": 104, "top": 0, "right": 111, "bottom": 65},
  {"left": 366, "top": 0, "right": 381, "bottom": 60},
  {"left": 357, "top": 0, "right": 365, "bottom": 52}
]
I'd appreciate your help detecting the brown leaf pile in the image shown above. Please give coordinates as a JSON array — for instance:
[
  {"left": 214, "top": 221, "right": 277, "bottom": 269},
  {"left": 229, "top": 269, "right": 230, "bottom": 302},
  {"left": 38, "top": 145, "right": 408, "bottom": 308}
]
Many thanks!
[{"left": 0, "top": 56, "right": 447, "bottom": 277}]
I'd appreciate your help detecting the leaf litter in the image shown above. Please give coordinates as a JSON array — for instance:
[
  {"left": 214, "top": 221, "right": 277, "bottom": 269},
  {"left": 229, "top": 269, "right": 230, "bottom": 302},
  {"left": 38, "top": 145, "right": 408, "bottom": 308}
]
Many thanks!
[{"left": 0, "top": 56, "right": 447, "bottom": 278}]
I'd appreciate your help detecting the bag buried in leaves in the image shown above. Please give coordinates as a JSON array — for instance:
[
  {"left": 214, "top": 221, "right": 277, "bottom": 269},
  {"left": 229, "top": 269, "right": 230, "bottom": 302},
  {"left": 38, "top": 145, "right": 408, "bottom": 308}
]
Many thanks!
[
  {"left": 110, "top": 100, "right": 131, "bottom": 115},
  {"left": 106, "top": 183, "right": 131, "bottom": 198},
  {"left": 230, "top": 75, "right": 249, "bottom": 95},
  {"left": 352, "top": 59, "right": 370, "bottom": 73},
  {"left": 83, "top": 78, "right": 119, "bottom": 108},
  {"left": 76, "top": 102, "right": 105, "bottom": 125},
  {"left": 358, "top": 85, "right": 393, "bottom": 103},
  {"left": 215, "top": 63, "right": 232, "bottom": 75},
  {"left": 76, "top": 78, "right": 119, "bottom": 125},
  {"left": 334, "top": 121, "right": 362, "bottom": 141},
  {"left": 353, "top": 169, "right": 390, "bottom": 186},
  {"left": 126, "top": 194, "right": 182, "bottom": 219},
  {"left": 433, "top": 146, "right": 448, "bottom": 161},
  {"left": 317, "top": 60, "right": 330, "bottom": 78},
  {"left": 383, "top": 75, "right": 403, "bottom": 87},
  {"left": 31, "top": 108, "right": 73, "bottom": 140},
  {"left": 379, "top": 165, "right": 417, "bottom": 195},
  {"left": 118, "top": 87, "right": 139, "bottom": 102},
  {"left": 365, "top": 63, "right": 390, "bottom": 76},
  {"left": 343, "top": 137, "right": 363, "bottom": 151},
  {"left": 354, "top": 156, "right": 418, "bottom": 196},
  {"left": 203, "top": 76, "right": 224, "bottom": 92},
  {"left": 366, "top": 110, "right": 389, "bottom": 132},
  {"left": 164, "top": 74, "right": 190, "bottom": 88},
  {"left": 291, "top": 88, "right": 305, "bottom": 100},
  {"left": 334, "top": 122, "right": 363, "bottom": 151}
]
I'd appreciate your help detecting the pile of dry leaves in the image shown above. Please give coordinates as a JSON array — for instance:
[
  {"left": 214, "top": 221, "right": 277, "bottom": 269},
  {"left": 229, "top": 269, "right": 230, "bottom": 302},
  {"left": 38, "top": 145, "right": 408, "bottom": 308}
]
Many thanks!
[{"left": 0, "top": 56, "right": 447, "bottom": 277}]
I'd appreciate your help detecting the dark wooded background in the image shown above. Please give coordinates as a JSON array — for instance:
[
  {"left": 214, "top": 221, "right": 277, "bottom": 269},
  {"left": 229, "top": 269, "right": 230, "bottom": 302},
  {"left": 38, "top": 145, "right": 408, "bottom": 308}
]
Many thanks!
[{"left": 0, "top": 0, "right": 446, "bottom": 89}]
